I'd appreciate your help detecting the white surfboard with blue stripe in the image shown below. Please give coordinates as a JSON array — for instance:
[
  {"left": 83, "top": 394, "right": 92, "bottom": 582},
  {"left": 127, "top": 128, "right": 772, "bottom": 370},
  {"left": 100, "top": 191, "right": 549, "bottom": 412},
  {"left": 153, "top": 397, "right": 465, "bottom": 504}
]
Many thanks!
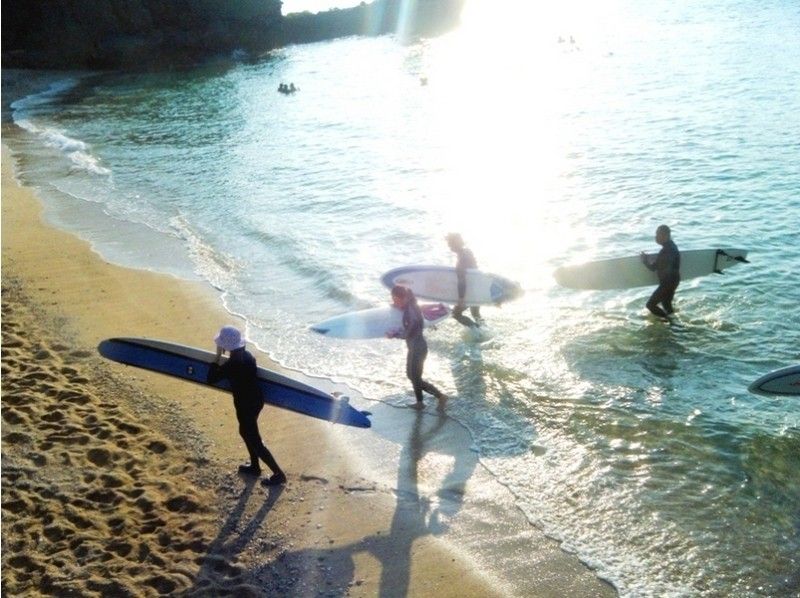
[{"left": 381, "top": 266, "right": 523, "bottom": 307}]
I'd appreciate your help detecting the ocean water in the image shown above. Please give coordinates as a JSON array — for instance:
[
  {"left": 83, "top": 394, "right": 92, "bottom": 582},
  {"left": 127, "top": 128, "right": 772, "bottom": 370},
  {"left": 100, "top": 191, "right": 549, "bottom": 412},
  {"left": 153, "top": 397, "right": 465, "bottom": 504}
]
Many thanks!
[{"left": 6, "top": 0, "right": 800, "bottom": 595}]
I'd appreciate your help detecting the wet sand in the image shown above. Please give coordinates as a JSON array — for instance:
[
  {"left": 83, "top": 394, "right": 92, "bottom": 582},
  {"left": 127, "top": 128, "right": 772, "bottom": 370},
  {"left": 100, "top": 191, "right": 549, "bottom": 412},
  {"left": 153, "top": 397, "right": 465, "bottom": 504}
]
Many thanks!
[{"left": 2, "top": 138, "right": 615, "bottom": 596}]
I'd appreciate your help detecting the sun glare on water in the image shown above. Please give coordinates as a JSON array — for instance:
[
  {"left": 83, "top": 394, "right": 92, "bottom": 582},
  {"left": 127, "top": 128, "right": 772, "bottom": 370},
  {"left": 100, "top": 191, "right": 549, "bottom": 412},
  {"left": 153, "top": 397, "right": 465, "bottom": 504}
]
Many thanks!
[{"left": 416, "top": 1, "right": 608, "bottom": 276}]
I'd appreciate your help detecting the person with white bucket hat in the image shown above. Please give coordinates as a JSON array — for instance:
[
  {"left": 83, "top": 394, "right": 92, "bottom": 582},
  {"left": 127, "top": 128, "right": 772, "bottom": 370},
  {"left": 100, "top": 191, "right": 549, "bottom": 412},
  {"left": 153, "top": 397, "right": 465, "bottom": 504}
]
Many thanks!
[{"left": 207, "top": 325, "right": 287, "bottom": 486}]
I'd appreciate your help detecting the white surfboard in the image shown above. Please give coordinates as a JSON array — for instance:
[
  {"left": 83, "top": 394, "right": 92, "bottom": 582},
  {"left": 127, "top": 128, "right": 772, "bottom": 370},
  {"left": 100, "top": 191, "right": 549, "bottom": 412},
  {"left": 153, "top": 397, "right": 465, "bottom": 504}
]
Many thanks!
[
  {"left": 381, "top": 266, "right": 523, "bottom": 306},
  {"left": 553, "top": 248, "right": 749, "bottom": 290},
  {"left": 748, "top": 365, "right": 800, "bottom": 397},
  {"left": 310, "top": 303, "right": 450, "bottom": 339}
]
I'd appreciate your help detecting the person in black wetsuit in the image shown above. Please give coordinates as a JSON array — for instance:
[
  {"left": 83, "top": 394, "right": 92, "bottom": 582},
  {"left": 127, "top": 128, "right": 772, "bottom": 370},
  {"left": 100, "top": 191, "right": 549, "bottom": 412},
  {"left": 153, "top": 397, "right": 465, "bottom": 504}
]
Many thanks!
[
  {"left": 388, "top": 285, "right": 447, "bottom": 409},
  {"left": 446, "top": 233, "right": 483, "bottom": 329},
  {"left": 207, "top": 325, "right": 287, "bottom": 486},
  {"left": 641, "top": 225, "right": 681, "bottom": 319}
]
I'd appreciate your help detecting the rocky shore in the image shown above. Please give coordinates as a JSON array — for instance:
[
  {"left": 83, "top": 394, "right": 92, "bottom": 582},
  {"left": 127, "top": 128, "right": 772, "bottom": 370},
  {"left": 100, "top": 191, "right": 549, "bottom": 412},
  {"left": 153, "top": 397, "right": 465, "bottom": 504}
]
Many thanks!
[{"left": 2, "top": 0, "right": 465, "bottom": 71}]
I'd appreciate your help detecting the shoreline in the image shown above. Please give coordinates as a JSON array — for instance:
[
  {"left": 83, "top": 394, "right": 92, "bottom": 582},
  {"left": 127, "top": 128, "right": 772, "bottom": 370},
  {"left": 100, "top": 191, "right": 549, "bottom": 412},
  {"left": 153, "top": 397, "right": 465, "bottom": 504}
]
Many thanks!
[{"left": 2, "top": 129, "right": 616, "bottom": 596}]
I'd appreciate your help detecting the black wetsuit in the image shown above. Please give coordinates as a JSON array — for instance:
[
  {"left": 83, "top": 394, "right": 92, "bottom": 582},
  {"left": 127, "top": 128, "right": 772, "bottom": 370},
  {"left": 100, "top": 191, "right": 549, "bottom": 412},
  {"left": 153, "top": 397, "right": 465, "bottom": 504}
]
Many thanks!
[
  {"left": 453, "top": 246, "right": 482, "bottom": 328},
  {"left": 400, "top": 301, "right": 443, "bottom": 403},
  {"left": 207, "top": 348, "right": 282, "bottom": 474},
  {"left": 645, "top": 239, "right": 680, "bottom": 318}
]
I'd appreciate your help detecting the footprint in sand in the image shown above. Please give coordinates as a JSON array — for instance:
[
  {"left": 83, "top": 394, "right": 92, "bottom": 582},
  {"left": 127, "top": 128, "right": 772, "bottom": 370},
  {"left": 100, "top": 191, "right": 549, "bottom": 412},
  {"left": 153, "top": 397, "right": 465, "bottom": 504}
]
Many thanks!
[
  {"left": 100, "top": 474, "right": 125, "bottom": 489},
  {"left": 147, "top": 440, "right": 169, "bottom": 454},
  {"left": 165, "top": 495, "right": 201, "bottom": 514},
  {"left": 45, "top": 431, "right": 90, "bottom": 446},
  {"left": 4, "top": 432, "right": 30, "bottom": 445},
  {"left": 7, "top": 555, "right": 43, "bottom": 574},
  {"left": 123, "top": 487, "right": 146, "bottom": 500},
  {"left": 107, "top": 540, "right": 134, "bottom": 557},
  {"left": 29, "top": 453, "right": 47, "bottom": 467},
  {"left": 43, "top": 524, "right": 70, "bottom": 542},
  {"left": 34, "top": 348, "right": 53, "bottom": 360},
  {"left": 144, "top": 576, "right": 178, "bottom": 594},
  {"left": 2, "top": 498, "right": 30, "bottom": 514},
  {"left": 57, "top": 389, "right": 90, "bottom": 405},
  {"left": 2, "top": 394, "right": 26, "bottom": 406},
  {"left": 2, "top": 409, "right": 27, "bottom": 425},
  {"left": 64, "top": 509, "right": 94, "bottom": 530},
  {"left": 41, "top": 411, "right": 65, "bottom": 423},
  {"left": 85, "top": 488, "right": 123, "bottom": 507}
]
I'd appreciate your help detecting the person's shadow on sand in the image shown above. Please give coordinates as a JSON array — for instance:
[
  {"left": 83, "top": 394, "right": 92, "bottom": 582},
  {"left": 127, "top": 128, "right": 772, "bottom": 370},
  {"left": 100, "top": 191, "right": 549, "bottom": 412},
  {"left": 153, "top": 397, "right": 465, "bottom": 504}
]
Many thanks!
[
  {"left": 377, "top": 408, "right": 475, "bottom": 596},
  {"left": 257, "top": 407, "right": 477, "bottom": 597},
  {"left": 186, "top": 474, "right": 284, "bottom": 594}
]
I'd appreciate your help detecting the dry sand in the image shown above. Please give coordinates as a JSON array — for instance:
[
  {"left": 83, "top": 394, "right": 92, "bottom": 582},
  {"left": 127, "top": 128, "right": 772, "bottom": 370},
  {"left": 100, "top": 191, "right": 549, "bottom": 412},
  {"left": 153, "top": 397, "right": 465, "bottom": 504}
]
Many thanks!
[{"left": 2, "top": 138, "right": 615, "bottom": 597}]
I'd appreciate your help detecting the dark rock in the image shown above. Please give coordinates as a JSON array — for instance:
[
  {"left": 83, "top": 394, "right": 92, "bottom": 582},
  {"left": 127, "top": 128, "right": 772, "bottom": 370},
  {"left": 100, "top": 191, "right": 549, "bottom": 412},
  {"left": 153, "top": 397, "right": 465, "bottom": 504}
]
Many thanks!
[{"left": 3, "top": 0, "right": 465, "bottom": 71}]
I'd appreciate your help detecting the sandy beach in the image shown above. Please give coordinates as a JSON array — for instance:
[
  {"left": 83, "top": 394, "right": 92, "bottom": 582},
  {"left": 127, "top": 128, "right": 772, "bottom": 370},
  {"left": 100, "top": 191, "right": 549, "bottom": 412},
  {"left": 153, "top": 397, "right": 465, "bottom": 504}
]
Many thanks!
[{"left": 2, "top": 137, "right": 615, "bottom": 596}]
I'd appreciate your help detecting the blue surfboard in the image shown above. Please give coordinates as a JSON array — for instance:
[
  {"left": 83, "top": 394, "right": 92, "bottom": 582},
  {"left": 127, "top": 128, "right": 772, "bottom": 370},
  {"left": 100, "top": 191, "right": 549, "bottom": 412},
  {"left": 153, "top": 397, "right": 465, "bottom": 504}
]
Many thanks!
[{"left": 98, "top": 337, "right": 371, "bottom": 428}]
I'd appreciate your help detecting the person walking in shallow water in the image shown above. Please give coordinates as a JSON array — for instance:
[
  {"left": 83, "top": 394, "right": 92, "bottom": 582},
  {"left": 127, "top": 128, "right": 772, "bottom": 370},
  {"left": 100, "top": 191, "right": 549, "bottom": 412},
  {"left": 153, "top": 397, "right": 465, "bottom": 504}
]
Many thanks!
[
  {"left": 446, "top": 233, "right": 483, "bottom": 328},
  {"left": 207, "top": 326, "right": 286, "bottom": 486},
  {"left": 641, "top": 224, "right": 681, "bottom": 319},
  {"left": 388, "top": 285, "right": 447, "bottom": 409}
]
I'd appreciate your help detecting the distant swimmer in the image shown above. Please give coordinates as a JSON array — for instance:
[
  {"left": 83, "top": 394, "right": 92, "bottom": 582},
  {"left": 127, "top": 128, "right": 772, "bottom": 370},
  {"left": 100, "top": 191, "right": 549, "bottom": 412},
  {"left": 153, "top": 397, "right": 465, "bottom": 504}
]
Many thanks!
[
  {"left": 387, "top": 285, "right": 447, "bottom": 409},
  {"left": 640, "top": 225, "right": 680, "bottom": 319},
  {"left": 207, "top": 326, "right": 287, "bottom": 486},
  {"left": 446, "top": 233, "right": 483, "bottom": 328}
]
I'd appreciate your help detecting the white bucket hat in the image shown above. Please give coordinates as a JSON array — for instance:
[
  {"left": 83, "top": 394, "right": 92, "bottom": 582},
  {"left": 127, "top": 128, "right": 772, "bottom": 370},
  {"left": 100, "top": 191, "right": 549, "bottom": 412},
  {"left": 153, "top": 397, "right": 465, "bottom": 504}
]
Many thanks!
[{"left": 214, "top": 326, "right": 246, "bottom": 351}]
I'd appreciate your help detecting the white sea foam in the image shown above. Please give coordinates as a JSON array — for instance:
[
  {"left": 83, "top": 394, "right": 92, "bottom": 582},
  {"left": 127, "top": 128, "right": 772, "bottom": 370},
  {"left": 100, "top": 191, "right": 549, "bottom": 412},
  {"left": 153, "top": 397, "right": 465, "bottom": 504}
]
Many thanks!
[
  {"left": 169, "top": 214, "right": 240, "bottom": 291},
  {"left": 14, "top": 119, "right": 111, "bottom": 176},
  {"left": 12, "top": 78, "right": 112, "bottom": 177}
]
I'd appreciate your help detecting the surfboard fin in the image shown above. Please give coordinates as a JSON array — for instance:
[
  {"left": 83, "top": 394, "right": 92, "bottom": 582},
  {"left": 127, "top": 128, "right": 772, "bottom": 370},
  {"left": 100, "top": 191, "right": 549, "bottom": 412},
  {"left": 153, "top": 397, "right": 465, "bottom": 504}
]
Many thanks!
[
  {"left": 716, "top": 249, "right": 750, "bottom": 264},
  {"left": 714, "top": 249, "right": 749, "bottom": 273}
]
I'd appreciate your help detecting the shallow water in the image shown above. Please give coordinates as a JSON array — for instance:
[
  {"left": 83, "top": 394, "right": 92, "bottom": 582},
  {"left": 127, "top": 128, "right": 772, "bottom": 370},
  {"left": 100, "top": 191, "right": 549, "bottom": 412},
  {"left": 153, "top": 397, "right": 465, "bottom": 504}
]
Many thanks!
[{"left": 6, "top": 1, "right": 800, "bottom": 594}]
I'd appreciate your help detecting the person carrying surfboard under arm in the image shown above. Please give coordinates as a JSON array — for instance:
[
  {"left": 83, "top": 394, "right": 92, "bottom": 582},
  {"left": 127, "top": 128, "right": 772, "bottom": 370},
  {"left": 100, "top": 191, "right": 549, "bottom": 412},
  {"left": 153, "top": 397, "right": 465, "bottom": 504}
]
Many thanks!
[
  {"left": 640, "top": 225, "right": 681, "bottom": 320},
  {"left": 207, "top": 326, "right": 287, "bottom": 486},
  {"left": 446, "top": 233, "right": 484, "bottom": 328},
  {"left": 387, "top": 285, "right": 448, "bottom": 409}
]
